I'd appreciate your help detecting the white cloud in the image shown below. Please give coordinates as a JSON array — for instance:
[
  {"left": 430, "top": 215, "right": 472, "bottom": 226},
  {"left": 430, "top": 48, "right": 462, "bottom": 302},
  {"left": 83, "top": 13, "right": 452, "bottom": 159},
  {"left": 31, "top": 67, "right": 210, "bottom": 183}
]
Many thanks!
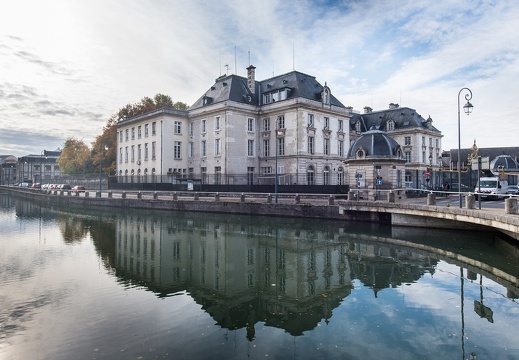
[{"left": 0, "top": 0, "right": 518, "bottom": 156}]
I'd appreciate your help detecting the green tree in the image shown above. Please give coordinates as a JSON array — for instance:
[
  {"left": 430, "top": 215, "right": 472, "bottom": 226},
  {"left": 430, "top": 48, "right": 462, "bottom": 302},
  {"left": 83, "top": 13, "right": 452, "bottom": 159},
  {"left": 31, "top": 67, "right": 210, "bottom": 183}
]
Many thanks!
[{"left": 57, "top": 138, "right": 91, "bottom": 174}]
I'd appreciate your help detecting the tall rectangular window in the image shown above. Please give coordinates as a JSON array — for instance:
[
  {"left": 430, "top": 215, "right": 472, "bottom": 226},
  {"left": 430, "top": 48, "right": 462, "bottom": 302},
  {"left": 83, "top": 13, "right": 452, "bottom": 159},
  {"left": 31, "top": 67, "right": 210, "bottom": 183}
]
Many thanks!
[
  {"left": 215, "top": 139, "right": 221, "bottom": 156},
  {"left": 144, "top": 143, "right": 149, "bottom": 160},
  {"left": 324, "top": 117, "right": 329, "bottom": 129},
  {"left": 152, "top": 142, "right": 156, "bottom": 160},
  {"left": 175, "top": 121, "right": 182, "bottom": 134},
  {"left": 201, "top": 119, "right": 206, "bottom": 133},
  {"left": 131, "top": 145, "right": 135, "bottom": 162},
  {"left": 247, "top": 167, "right": 254, "bottom": 185},
  {"left": 201, "top": 140, "right": 206, "bottom": 157},
  {"left": 324, "top": 138, "right": 330, "bottom": 155},
  {"left": 263, "top": 139, "right": 270, "bottom": 157},
  {"left": 138, "top": 144, "right": 142, "bottom": 160},
  {"left": 119, "top": 131, "right": 123, "bottom": 142},
  {"left": 201, "top": 167, "right": 207, "bottom": 184},
  {"left": 405, "top": 136, "right": 411, "bottom": 145},
  {"left": 145, "top": 124, "right": 149, "bottom": 137},
  {"left": 263, "top": 118, "right": 270, "bottom": 131},
  {"left": 152, "top": 122, "right": 156, "bottom": 135},
  {"left": 247, "top": 118, "right": 254, "bottom": 132},
  {"left": 119, "top": 147, "right": 122, "bottom": 163},
  {"left": 189, "top": 142, "right": 194, "bottom": 158},
  {"left": 338, "top": 119, "right": 343, "bottom": 132},
  {"left": 189, "top": 123, "right": 194, "bottom": 136},
  {"left": 277, "top": 115, "right": 285, "bottom": 129},
  {"left": 308, "top": 137, "right": 314, "bottom": 154},
  {"left": 308, "top": 114, "right": 314, "bottom": 127},
  {"left": 405, "top": 151, "right": 411, "bottom": 163},
  {"left": 131, "top": 127, "right": 135, "bottom": 140},
  {"left": 214, "top": 166, "right": 221, "bottom": 185},
  {"left": 125, "top": 146, "right": 128, "bottom": 162},
  {"left": 138, "top": 126, "right": 142, "bottom": 138},
  {"left": 125, "top": 129, "right": 129, "bottom": 141},
  {"left": 338, "top": 140, "right": 344, "bottom": 157},
  {"left": 278, "top": 137, "right": 285, "bottom": 156},
  {"left": 247, "top": 140, "right": 254, "bottom": 156},
  {"left": 174, "top": 141, "right": 181, "bottom": 159},
  {"left": 215, "top": 116, "right": 221, "bottom": 131}
]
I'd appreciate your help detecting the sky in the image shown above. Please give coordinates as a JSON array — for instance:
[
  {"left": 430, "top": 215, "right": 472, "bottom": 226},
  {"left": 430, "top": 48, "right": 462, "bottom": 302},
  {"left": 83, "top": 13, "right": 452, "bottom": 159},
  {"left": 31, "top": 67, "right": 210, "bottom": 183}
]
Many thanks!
[{"left": 1, "top": 0, "right": 518, "bottom": 158}]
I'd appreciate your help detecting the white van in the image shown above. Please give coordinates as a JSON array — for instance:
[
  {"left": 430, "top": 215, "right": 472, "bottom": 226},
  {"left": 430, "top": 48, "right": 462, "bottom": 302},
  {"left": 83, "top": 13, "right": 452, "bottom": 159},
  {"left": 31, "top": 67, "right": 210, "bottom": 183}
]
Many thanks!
[{"left": 474, "top": 176, "right": 508, "bottom": 200}]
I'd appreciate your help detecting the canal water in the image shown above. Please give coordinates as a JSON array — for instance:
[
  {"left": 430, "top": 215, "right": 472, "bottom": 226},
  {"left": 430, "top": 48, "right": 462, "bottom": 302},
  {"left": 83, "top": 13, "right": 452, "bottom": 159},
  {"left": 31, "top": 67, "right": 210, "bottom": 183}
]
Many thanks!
[{"left": 1, "top": 194, "right": 519, "bottom": 360}]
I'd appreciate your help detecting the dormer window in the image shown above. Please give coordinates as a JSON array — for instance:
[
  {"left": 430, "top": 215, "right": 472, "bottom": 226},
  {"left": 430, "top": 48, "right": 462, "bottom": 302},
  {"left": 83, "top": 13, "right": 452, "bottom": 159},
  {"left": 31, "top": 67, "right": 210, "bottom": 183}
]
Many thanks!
[
  {"left": 263, "top": 88, "right": 290, "bottom": 104},
  {"left": 355, "top": 120, "right": 361, "bottom": 133},
  {"left": 356, "top": 148, "right": 365, "bottom": 159},
  {"left": 387, "top": 120, "right": 395, "bottom": 131}
]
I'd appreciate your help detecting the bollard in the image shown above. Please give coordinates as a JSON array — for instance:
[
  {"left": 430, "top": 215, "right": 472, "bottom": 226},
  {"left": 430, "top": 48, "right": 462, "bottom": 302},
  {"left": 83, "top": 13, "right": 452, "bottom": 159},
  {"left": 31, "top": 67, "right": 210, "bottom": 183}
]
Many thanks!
[
  {"left": 267, "top": 194, "right": 272, "bottom": 203},
  {"left": 215, "top": 192, "right": 220, "bottom": 202},
  {"left": 388, "top": 190, "right": 395, "bottom": 203},
  {"left": 108, "top": 191, "right": 112, "bottom": 198},
  {"left": 240, "top": 193, "right": 245, "bottom": 202},
  {"left": 194, "top": 192, "right": 199, "bottom": 201},
  {"left": 137, "top": 191, "right": 142, "bottom": 199},
  {"left": 427, "top": 192, "right": 436, "bottom": 206},
  {"left": 66, "top": 190, "right": 71, "bottom": 196},
  {"left": 85, "top": 191, "right": 89, "bottom": 198},
  {"left": 153, "top": 192, "right": 158, "bottom": 199},
  {"left": 505, "top": 197, "right": 518, "bottom": 214},
  {"left": 173, "top": 191, "right": 178, "bottom": 201},
  {"left": 294, "top": 194, "right": 300, "bottom": 204},
  {"left": 74, "top": 191, "right": 79, "bottom": 197},
  {"left": 348, "top": 190, "right": 357, "bottom": 201},
  {"left": 328, "top": 195, "right": 334, "bottom": 205},
  {"left": 121, "top": 192, "right": 126, "bottom": 199},
  {"left": 465, "top": 193, "right": 475, "bottom": 209}
]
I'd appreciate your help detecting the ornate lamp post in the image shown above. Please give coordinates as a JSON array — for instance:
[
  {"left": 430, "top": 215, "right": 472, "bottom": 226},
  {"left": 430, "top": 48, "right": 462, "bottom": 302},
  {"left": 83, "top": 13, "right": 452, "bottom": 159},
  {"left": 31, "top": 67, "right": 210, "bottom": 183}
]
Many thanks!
[{"left": 457, "top": 88, "right": 474, "bottom": 208}]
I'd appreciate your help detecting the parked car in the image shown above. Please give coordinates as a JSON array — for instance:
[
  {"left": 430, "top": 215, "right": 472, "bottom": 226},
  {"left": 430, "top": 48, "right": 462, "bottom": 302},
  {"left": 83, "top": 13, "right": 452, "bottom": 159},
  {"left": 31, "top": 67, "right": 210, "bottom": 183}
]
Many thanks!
[
  {"left": 72, "top": 186, "right": 85, "bottom": 192},
  {"left": 449, "top": 183, "right": 470, "bottom": 193},
  {"left": 507, "top": 185, "right": 519, "bottom": 195},
  {"left": 59, "top": 184, "right": 72, "bottom": 190},
  {"left": 31, "top": 183, "right": 41, "bottom": 189}
]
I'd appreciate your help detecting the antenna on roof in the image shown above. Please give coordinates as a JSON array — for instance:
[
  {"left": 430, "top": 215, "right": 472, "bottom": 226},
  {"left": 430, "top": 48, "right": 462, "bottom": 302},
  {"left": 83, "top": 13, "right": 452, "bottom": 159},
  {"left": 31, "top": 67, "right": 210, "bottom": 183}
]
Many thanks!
[
  {"left": 235, "top": 46, "right": 237, "bottom": 75},
  {"left": 248, "top": 50, "right": 251, "bottom": 66},
  {"left": 293, "top": 42, "right": 295, "bottom": 71},
  {"left": 219, "top": 50, "right": 221, "bottom": 76},
  {"left": 224, "top": 64, "right": 229, "bottom": 75}
]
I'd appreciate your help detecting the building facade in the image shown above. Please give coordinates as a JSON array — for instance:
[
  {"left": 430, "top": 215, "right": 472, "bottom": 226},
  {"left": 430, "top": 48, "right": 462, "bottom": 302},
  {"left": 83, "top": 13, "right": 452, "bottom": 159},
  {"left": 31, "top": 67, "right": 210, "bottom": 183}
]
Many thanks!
[
  {"left": 117, "top": 66, "right": 353, "bottom": 187},
  {"left": 349, "top": 104, "right": 443, "bottom": 190},
  {"left": 117, "top": 67, "right": 443, "bottom": 191}
]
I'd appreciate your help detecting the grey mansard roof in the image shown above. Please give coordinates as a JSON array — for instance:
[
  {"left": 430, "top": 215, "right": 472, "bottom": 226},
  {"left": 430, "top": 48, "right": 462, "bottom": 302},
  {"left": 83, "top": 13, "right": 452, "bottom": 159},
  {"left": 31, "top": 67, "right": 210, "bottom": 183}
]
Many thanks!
[
  {"left": 350, "top": 106, "right": 440, "bottom": 133},
  {"left": 190, "top": 71, "right": 346, "bottom": 110}
]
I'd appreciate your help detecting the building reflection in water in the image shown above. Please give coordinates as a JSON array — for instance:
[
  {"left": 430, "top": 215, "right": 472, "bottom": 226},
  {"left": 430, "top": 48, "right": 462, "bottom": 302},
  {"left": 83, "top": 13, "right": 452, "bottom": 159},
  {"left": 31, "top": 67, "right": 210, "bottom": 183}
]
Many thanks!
[{"left": 114, "top": 213, "right": 440, "bottom": 338}]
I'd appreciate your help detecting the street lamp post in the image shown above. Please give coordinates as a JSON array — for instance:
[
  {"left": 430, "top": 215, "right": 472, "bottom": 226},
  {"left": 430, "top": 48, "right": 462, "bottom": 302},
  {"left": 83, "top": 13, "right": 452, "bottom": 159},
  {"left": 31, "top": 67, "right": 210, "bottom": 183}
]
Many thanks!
[
  {"left": 428, "top": 154, "right": 433, "bottom": 189},
  {"left": 457, "top": 88, "right": 474, "bottom": 208},
  {"left": 40, "top": 150, "right": 45, "bottom": 190},
  {"left": 99, "top": 145, "right": 108, "bottom": 197}
]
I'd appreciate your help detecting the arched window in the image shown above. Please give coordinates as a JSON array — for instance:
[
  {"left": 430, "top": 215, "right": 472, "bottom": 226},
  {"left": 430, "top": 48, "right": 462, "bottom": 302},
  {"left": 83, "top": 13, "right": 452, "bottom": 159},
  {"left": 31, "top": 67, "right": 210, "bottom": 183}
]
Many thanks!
[
  {"left": 307, "top": 165, "right": 315, "bottom": 185},
  {"left": 323, "top": 166, "right": 330, "bottom": 185}
]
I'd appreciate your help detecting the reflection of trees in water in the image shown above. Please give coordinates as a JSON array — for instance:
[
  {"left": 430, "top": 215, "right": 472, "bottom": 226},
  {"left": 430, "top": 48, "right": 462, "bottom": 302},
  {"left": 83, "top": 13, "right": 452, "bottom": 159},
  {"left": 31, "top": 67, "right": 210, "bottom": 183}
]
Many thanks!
[{"left": 56, "top": 214, "right": 89, "bottom": 244}]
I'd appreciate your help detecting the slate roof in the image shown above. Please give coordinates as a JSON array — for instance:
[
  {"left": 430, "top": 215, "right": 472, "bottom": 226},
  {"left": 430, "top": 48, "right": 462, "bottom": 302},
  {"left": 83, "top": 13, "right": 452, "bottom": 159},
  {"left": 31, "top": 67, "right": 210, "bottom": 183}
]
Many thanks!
[
  {"left": 349, "top": 107, "right": 440, "bottom": 133},
  {"left": 347, "top": 130, "right": 401, "bottom": 158},
  {"left": 190, "top": 70, "right": 346, "bottom": 110},
  {"left": 449, "top": 146, "right": 519, "bottom": 163}
]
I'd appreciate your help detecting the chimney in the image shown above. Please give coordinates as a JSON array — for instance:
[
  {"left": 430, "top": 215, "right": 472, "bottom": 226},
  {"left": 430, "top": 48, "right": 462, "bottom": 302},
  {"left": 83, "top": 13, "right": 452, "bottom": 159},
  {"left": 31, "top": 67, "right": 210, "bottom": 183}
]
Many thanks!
[
  {"left": 364, "top": 106, "right": 372, "bottom": 114},
  {"left": 246, "top": 65, "right": 256, "bottom": 94},
  {"left": 389, "top": 103, "right": 399, "bottom": 109}
]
